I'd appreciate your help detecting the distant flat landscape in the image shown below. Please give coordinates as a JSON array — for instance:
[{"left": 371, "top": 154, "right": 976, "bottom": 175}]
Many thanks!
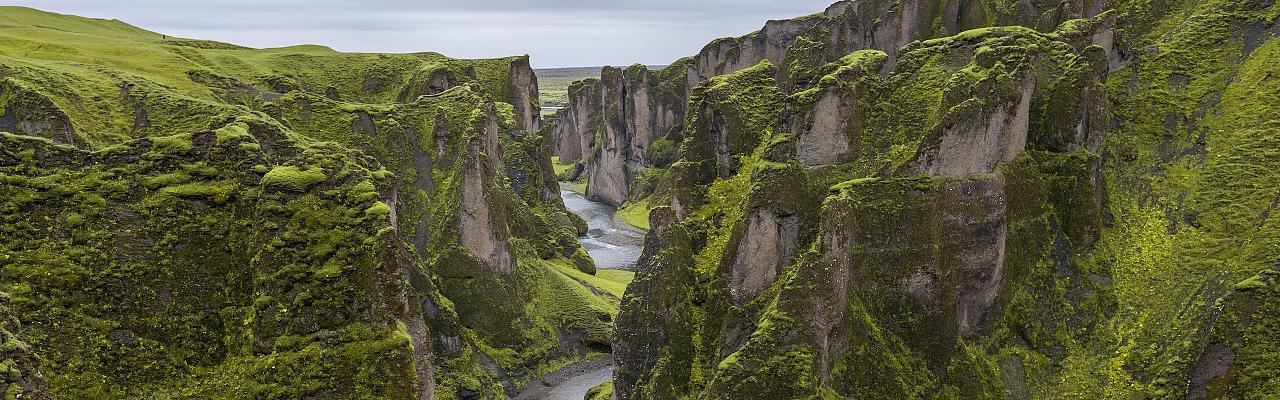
[{"left": 536, "top": 66, "right": 664, "bottom": 113}]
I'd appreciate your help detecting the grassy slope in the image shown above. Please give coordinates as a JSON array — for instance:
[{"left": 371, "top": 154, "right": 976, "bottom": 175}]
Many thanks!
[
  {"left": 0, "top": 6, "right": 620, "bottom": 399},
  {"left": 618, "top": 3, "right": 1280, "bottom": 396},
  {"left": 0, "top": 6, "right": 519, "bottom": 147}
]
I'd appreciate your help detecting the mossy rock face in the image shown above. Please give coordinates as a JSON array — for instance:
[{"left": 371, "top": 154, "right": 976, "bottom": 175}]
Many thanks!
[
  {"left": 1185, "top": 270, "right": 1280, "bottom": 399},
  {"left": 0, "top": 126, "right": 424, "bottom": 399},
  {"left": 613, "top": 0, "right": 1280, "bottom": 396},
  {"left": 0, "top": 7, "right": 619, "bottom": 399}
]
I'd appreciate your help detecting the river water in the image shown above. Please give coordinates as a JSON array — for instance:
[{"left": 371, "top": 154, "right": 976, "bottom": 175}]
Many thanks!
[
  {"left": 558, "top": 185, "right": 645, "bottom": 270},
  {"left": 514, "top": 184, "right": 644, "bottom": 399}
]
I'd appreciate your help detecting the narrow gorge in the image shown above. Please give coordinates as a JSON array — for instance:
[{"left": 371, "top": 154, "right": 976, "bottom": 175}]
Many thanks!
[{"left": 1, "top": 0, "right": 1279, "bottom": 399}]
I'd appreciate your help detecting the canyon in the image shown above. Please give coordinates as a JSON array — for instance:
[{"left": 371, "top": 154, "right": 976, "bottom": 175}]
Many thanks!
[{"left": 2, "top": 0, "right": 1279, "bottom": 399}]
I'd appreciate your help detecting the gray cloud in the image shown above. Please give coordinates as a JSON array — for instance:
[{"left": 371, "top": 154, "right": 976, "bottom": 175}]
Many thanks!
[{"left": 11, "top": 0, "right": 836, "bottom": 67}]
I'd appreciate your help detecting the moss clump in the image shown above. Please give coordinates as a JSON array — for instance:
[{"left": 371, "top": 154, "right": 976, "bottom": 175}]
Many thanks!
[
  {"left": 261, "top": 165, "right": 327, "bottom": 192},
  {"left": 586, "top": 380, "right": 614, "bottom": 400},
  {"left": 616, "top": 199, "right": 653, "bottom": 231},
  {"left": 363, "top": 201, "right": 391, "bottom": 219}
]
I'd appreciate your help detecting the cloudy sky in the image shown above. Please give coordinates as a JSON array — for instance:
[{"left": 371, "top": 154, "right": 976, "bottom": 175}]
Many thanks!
[{"left": 13, "top": 0, "right": 837, "bottom": 68}]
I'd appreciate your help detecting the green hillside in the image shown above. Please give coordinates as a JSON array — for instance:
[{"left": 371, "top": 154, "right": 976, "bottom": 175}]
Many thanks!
[{"left": 0, "top": 6, "right": 612, "bottom": 399}]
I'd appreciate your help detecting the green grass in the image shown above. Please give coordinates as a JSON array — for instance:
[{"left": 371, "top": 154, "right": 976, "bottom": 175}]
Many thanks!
[
  {"left": 0, "top": 6, "right": 527, "bottom": 147},
  {"left": 562, "top": 181, "right": 587, "bottom": 194},
  {"left": 547, "top": 259, "right": 634, "bottom": 299},
  {"left": 616, "top": 198, "right": 653, "bottom": 230},
  {"left": 551, "top": 156, "right": 575, "bottom": 175}
]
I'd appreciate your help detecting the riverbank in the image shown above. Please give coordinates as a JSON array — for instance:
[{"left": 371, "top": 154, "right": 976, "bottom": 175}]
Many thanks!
[
  {"left": 513, "top": 355, "right": 613, "bottom": 400},
  {"left": 519, "top": 183, "right": 647, "bottom": 399},
  {"left": 560, "top": 184, "right": 646, "bottom": 270}
]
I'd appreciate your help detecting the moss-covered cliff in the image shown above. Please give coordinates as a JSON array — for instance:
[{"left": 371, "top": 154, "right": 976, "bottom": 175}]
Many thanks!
[
  {"left": 0, "top": 6, "right": 613, "bottom": 399},
  {"left": 607, "top": 0, "right": 1280, "bottom": 398}
]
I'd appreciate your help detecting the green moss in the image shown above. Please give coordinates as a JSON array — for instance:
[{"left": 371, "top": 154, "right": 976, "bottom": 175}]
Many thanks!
[
  {"left": 616, "top": 198, "right": 653, "bottom": 231},
  {"left": 146, "top": 133, "right": 194, "bottom": 156},
  {"left": 586, "top": 380, "right": 614, "bottom": 400},
  {"left": 363, "top": 201, "right": 391, "bottom": 219},
  {"left": 157, "top": 179, "right": 240, "bottom": 204},
  {"left": 261, "top": 166, "right": 327, "bottom": 192}
]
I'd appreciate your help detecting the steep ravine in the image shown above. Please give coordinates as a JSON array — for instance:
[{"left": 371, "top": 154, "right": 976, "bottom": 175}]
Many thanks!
[
  {"left": 560, "top": 185, "right": 646, "bottom": 270},
  {"left": 514, "top": 184, "right": 644, "bottom": 399}
]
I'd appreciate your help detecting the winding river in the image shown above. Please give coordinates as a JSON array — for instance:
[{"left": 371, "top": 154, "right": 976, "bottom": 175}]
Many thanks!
[
  {"left": 559, "top": 185, "right": 645, "bottom": 270},
  {"left": 514, "top": 184, "right": 644, "bottom": 399}
]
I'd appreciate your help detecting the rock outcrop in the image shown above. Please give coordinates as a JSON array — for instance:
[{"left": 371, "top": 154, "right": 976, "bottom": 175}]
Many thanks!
[
  {"left": 506, "top": 56, "right": 541, "bottom": 134},
  {"left": 0, "top": 81, "right": 79, "bottom": 148},
  {"left": 0, "top": 9, "right": 609, "bottom": 399},
  {"left": 554, "top": 0, "right": 1115, "bottom": 208},
  {"left": 458, "top": 105, "right": 515, "bottom": 275},
  {"left": 612, "top": 14, "right": 1127, "bottom": 399},
  {"left": 783, "top": 50, "right": 886, "bottom": 167},
  {"left": 550, "top": 79, "right": 599, "bottom": 165}
]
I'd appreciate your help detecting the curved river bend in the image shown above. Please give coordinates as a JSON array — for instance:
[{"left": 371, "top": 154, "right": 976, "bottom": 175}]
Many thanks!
[{"left": 514, "top": 184, "right": 644, "bottom": 399}]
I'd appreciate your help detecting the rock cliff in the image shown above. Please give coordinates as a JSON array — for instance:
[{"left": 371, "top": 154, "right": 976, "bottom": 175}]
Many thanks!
[
  {"left": 0, "top": 8, "right": 610, "bottom": 399},
  {"left": 552, "top": 0, "right": 1115, "bottom": 208},
  {"left": 609, "top": 0, "right": 1280, "bottom": 397}
]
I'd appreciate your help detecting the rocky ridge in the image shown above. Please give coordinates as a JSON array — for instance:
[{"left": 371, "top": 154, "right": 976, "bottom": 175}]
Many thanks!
[
  {"left": 0, "top": 7, "right": 607, "bottom": 399},
  {"left": 600, "top": 0, "right": 1280, "bottom": 399}
]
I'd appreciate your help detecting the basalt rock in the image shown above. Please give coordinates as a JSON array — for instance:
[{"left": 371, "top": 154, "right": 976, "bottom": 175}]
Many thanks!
[
  {"left": 783, "top": 50, "right": 887, "bottom": 167},
  {"left": 584, "top": 67, "right": 634, "bottom": 206},
  {"left": 550, "top": 78, "right": 599, "bottom": 165},
  {"left": 0, "top": 80, "right": 80, "bottom": 148},
  {"left": 506, "top": 56, "right": 541, "bottom": 134},
  {"left": 561, "top": 0, "right": 1111, "bottom": 209},
  {"left": 0, "top": 9, "right": 608, "bottom": 398},
  {"left": 458, "top": 105, "right": 515, "bottom": 275},
  {"left": 613, "top": 15, "right": 1122, "bottom": 400}
]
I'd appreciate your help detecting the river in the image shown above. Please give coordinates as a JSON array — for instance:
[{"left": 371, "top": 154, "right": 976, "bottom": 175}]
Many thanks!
[
  {"left": 558, "top": 185, "right": 645, "bottom": 270},
  {"left": 513, "top": 184, "right": 645, "bottom": 399}
]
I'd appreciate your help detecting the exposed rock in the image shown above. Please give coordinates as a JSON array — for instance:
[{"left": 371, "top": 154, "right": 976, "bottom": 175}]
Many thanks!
[
  {"left": 507, "top": 56, "right": 541, "bottom": 133},
  {"left": 458, "top": 104, "right": 514, "bottom": 275},
  {"left": 909, "top": 73, "right": 1035, "bottom": 175},
  {"left": 585, "top": 67, "right": 634, "bottom": 206},
  {"left": 624, "top": 65, "right": 656, "bottom": 167},
  {"left": 0, "top": 80, "right": 79, "bottom": 148},
  {"left": 785, "top": 50, "right": 886, "bottom": 167},
  {"left": 728, "top": 209, "right": 798, "bottom": 304},
  {"left": 550, "top": 79, "right": 599, "bottom": 164},
  {"left": 795, "top": 91, "right": 853, "bottom": 166}
]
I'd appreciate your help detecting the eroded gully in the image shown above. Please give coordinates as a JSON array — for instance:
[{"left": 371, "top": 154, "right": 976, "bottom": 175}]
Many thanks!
[{"left": 512, "top": 183, "right": 645, "bottom": 399}]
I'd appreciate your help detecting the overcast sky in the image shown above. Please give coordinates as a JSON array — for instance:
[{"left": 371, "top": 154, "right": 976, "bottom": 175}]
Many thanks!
[{"left": 12, "top": 0, "right": 837, "bottom": 68}]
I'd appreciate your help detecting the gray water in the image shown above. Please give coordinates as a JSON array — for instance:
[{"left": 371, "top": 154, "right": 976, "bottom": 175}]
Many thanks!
[
  {"left": 559, "top": 184, "right": 645, "bottom": 270},
  {"left": 541, "top": 364, "right": 613, "bottom": 400},
  {"left": 517, "top": 184, "right": 644, "bottom": 399}
]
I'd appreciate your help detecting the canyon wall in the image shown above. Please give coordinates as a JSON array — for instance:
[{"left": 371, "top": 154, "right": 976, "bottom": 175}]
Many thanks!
[
  {"left": 608, "top": 0, "right": 1280, "bottom": 397},
  {"left": 0, "top": 9, "right": 605, "bottom": 399},
  {"left": 552, "top": 0, "right": 1113, "bottom": 206}
]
